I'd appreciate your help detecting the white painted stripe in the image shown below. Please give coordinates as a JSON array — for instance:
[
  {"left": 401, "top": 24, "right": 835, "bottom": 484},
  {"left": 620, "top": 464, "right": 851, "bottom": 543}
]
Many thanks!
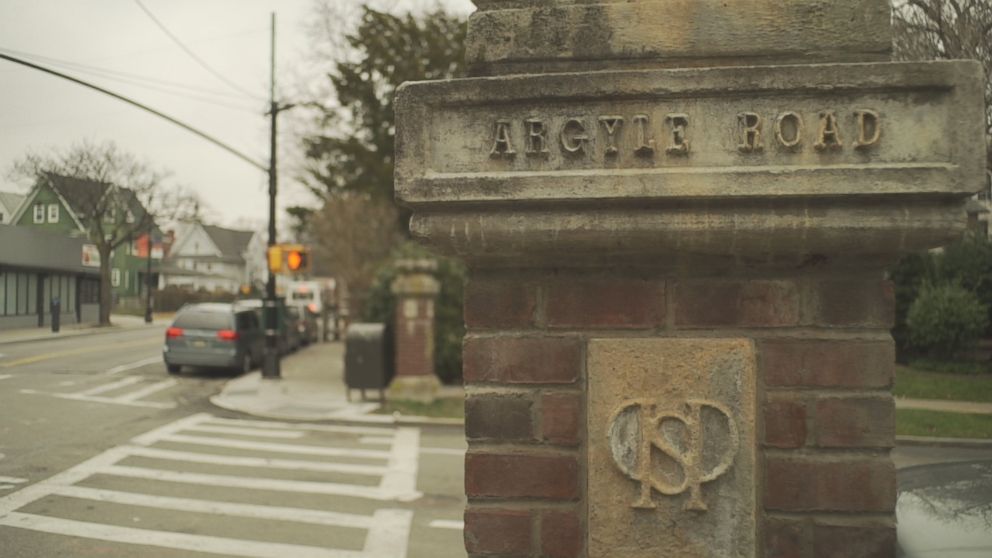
[
  {"left": 131, "top": 413, "right": 213, "bottom": 446},
  {"left": 0, "top": 512, "right": 366, "bottom": 558},
  {"left": 124, "top": 446, "right": 387, "bottom": 476},
  {"left": 105, "top": 356, "right": 160, "bottom": 375},
  {"left": 78, "top": 376, "right": 144, "bottom": 396},
  {"left": 0, "top": 446, "right": 130, "bottom": 515},
  {"left": 185, "top": 425, "right": 306, "bottom": 439},
  {"left": 428, "top": 519, "right": 464, "bottom": 530},
  {"left": 54, "top": 486, "right": 376, "bottom": 529},
  {"left": 358, "top": 436, "right": 393, "bottom": 445},
  {"left": 0, "top": 374, "right": 12, "bottom": 380},
  {"left": 93, "top": 465, "right": 401, "bottom": 501},
  {"left": 44, "top": 392, "right": 175, "bottom": 409},
  {"left": 204, "top": 416, "right": 396, "bottom": 436},
  {"left": 158, "top": 434, "right": 391, "bottom": 460},
  {"left": 114, "top": 378, "right": 176, "bottom": 402},
  {"left": 364, "top": 509, "right": 413, "bottom": 558},
  {"left": 0, "top": 485, "right": 16, "bottom": 490},
  {"left": 0, "top": 476, "right": 27, "bottom": 484},
  {"left": 420, "top": 447, "right": 465, "bottom": 456},
  {"left": 379, "top": 427, "right": 422, "bottom": 502}
]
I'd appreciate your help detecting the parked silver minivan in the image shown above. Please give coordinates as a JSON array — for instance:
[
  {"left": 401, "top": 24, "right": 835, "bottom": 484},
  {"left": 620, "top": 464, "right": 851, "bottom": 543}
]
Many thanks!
[{"left": 162, "top": 303, "right": 264, "bottom": 374}]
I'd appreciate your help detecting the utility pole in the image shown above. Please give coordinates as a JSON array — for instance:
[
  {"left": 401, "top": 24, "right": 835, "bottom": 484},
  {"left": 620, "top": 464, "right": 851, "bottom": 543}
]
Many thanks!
[
  {"left": 262, "top": 12, "right": 293, "bottom": 379},
  {"left": 144, "top": 220, "right": 154, "bottom": 324}
]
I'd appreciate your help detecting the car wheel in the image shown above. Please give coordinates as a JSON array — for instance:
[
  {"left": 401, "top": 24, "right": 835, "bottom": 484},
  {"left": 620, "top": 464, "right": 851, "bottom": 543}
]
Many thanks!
[{"left": 166, "top": 364, "right": 181, "bottom": 375}]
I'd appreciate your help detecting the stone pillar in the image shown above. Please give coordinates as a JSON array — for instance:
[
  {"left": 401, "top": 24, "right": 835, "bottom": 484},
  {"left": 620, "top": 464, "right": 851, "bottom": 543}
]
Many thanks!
[
  {"left": 395, "top": 1, "right": 987, "bottom": 556},
  {"left": 389, "top": 259, "right": 441, "bottom": 403}
]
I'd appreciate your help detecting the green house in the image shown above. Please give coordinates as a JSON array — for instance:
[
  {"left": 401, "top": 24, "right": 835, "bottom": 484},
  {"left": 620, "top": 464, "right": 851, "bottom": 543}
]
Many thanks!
[{"left": 10, "top": 175, "right": 155, "bottom": 302}]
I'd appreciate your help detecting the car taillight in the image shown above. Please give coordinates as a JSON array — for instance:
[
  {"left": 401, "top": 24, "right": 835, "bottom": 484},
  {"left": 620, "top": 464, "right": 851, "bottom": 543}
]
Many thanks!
[
  {"left": 216, "top": 329, "right": 240, "bottom": 341},
  {"left": 166, "top": 327, "right": 184, "bottom": 339}
]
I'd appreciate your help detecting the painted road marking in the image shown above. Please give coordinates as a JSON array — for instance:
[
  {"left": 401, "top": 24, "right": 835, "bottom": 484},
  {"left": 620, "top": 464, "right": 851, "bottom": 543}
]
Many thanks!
[
  {"left": 0, "top": 413, "right": 416, "bottom": 558},
  {"left": 185, "top": 424, "right": 307, "bottom": 439},
  {"left": 20, "top": 376, "right": 177, "bottom": 409},
  {"left": 0, "top": 476, "right": 27, "bottom": 491},
  {"left": 80, "top": 376, "right": 144, "bottom": 396},
  {"left": 54, "top": 485, "right": 380, "bottom": 528},
  {"left": 428, "top": 520, "right": 464, "bottom": 530},
  {"left": 0, "top": 374, "right": 12, "bottom": 381},
  {"left": 0, "top": 338, "right": 160, "bottom": 368},
  {"left": 154, "top": 434, "right": 393, "bottom": 460},
  {"left": 124, "top": 446, "right": 388, "bottom": 476},
  {"left": 104, "top": 356, "right": 160, "bottom": 375},
  {"left": 204, "top": 416, "right": 396, "bottom": 436},
  {"left": 0, "top": 512, "right": 401, "bottom": 558},
  {"left": 0, "top": 476, "right": 28, "bottom": 484},
  {"left": 93, "top": 465, "right": 406, "bottom": 501}
]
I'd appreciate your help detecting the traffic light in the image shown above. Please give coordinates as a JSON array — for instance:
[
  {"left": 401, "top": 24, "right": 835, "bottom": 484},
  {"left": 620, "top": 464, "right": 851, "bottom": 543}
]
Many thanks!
[
  {"left": 268, "top": 244, "right": 311, "bottom": 275},
  {"left": 285, "top": 246, "right": 309, "bottom": 273}
]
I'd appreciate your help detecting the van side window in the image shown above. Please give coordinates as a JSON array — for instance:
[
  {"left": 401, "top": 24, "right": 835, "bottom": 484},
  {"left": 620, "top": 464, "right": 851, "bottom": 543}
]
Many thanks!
[{"left": 237, "top": 312, "right": 258, "bottom": 331}]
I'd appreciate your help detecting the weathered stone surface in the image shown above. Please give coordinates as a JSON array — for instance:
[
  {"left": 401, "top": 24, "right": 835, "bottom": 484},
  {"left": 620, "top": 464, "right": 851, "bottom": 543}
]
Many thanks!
[
  {"left": 395, "top": 60, "right": 985, "bottom": 264},
  {"left": 397, "top": 61, "right": 984, "bottom": 204},
  {"left": 588, "top": 338, "right": 757, "bottom": 558},
  {"left": 466, "top": 0, "right": 892, "bottom": 76}
]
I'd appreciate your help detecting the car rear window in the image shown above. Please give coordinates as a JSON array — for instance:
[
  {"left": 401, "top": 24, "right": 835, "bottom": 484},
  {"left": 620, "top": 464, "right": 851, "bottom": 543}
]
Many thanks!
[{"left": 173, "top": 311, "right": 232, "bottom": 330}]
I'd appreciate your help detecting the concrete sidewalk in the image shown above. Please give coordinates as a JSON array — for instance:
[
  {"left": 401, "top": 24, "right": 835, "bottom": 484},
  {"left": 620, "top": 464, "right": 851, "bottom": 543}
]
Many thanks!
[
  {"left": 211, "top": 341, "right": 464, "bottom": 426},
  {"left": 0, "top": 313, "right": 166, "bottom": 345},
  {"left": 896, "top": 397, "right": 992, "bottom": 415}
]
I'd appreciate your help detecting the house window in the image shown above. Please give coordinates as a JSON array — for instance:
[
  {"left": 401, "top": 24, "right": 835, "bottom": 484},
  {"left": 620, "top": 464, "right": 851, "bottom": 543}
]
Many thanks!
[
  {"left": 33, "top": 204, "right": 44, "bottom": 223},
  {"left": 47, "top": 204, "right": 59, "bottom": 223},
  {"left": 111, "top": 268, "right": 121, "bottom": 287}
]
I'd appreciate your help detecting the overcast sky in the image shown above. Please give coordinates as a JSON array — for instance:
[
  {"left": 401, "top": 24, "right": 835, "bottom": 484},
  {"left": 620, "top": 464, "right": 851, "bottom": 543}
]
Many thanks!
[{"left": 0, "top": 0, "right": 473, "bottom": 231}]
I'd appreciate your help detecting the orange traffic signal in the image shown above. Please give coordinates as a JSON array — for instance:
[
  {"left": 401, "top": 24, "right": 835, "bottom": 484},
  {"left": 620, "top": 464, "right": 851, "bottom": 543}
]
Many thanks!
[{"left": 287, "top": 249, "right": 304, "bottom": 271}]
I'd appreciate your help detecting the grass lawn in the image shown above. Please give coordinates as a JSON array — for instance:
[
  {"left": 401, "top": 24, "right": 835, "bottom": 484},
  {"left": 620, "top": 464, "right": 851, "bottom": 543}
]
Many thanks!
[
  {"left": 896, "top": 409, "right": 992, "bottom": 439},
  {"left": 373, "top": 397, "right": 464, "bottom": 419},
  {"left": 894, "top": 365, "right": 992, "bottom": 403}
]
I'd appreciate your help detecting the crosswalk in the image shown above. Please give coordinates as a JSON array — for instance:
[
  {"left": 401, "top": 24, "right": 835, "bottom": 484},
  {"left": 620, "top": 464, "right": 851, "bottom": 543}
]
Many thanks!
[
  {"left": 20, "top": 374, "right": 178, "bottom": 408},
  {"left": 0, "top": 413, "right": 422, "bottom": 557}
]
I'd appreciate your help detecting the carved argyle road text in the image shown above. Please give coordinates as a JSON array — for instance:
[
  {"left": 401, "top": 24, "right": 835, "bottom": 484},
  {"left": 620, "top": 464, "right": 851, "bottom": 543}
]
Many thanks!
[
  {"left": 489, "top": 109, "right": 881, "bottom": 161},
  {"left": 608, "top": 398, "right": 740, "bottom": 513}
]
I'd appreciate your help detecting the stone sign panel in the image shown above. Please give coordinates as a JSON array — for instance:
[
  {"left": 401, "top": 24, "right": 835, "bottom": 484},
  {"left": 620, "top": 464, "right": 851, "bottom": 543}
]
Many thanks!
[
  {"left": 588, "top": 338, "right": 757, "bottom": 558},
  {"left": 395, "top": 61, "right": 985, "bottom": 206}
]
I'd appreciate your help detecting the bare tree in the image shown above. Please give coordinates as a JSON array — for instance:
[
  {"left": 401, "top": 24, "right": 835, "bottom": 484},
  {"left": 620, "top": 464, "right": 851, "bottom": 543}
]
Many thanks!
[
  {"left": 13, "top": 140, "right": 197, "bottom": 325},
  {"left": 311, "top": 193, "right": 400, "bottom": 317},
  {"left": 893, "top": 0, "right": 992, "bottom": 172}
]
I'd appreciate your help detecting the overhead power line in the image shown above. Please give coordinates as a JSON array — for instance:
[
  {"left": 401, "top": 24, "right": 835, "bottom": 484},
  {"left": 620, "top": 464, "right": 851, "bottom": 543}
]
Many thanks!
[
  {"left": 133, "top": 0, "right": 264, "bottom": 101},
  {"left": 0, "top": 46, "right": 258, "bottom": 101},
  {"left": 0, "top": 52, "right": 267, "bottom": 172},
  {"left": 0, "top": 48, "right": 259, "bottom": 114}
]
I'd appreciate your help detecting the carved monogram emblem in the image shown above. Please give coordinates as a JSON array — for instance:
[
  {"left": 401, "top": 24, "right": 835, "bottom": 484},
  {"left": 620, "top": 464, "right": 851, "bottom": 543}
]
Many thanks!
[{"left": 607, "top": 399, "right": 739, "bottom": 512}]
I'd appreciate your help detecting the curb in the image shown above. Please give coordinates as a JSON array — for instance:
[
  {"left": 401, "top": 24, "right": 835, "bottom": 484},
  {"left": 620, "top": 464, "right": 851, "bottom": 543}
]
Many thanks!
[
  {"left": 209, "top": 395, "right": 465, "bottom": 429},
  {"left": 897, "top": 435, "right": 992, "bottom": 449},
  {"left": 0, "top": 326, "right": 124, "bottom": 346}
]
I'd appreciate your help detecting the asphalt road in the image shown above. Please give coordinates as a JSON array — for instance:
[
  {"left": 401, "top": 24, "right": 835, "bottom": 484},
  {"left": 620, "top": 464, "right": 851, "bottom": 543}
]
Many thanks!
[{"left": 0, "top": 327, "right": 467, "bottom": 558}]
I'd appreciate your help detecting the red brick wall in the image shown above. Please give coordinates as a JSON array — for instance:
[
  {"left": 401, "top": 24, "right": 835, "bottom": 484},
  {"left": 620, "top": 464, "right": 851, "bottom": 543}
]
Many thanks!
[
  {"left": 462, "top": 269, "right": 896, "bottom": 557},
  {"left": 394, "top": 296, "right": 435, "bottom": 377}
]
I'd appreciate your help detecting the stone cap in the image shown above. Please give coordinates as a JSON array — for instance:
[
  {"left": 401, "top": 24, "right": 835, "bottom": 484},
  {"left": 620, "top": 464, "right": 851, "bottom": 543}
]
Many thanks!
[
  {"left": 391, "top": 259, "right": 441, "bottom": 296},
  {"left": 466, "top": 0, "right": 892, "bottom": 76},
  {"left": 394, "top": 60, "right": 986, "bottom": 267}
]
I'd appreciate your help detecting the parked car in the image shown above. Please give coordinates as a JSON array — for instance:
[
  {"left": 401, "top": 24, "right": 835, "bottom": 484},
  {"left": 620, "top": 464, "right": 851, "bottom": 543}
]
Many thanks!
[
  {"left": 162, "top": 303, "right": 264, "bottom": 374},
  {"left": 283, "top": 305, "right": 304, "bottom": 352},
  {"left": 235, "top": 298, "right": 296, "bottom": 354},
  {"left": 897, "top": 460, "right": 992, "bottom": 557}
]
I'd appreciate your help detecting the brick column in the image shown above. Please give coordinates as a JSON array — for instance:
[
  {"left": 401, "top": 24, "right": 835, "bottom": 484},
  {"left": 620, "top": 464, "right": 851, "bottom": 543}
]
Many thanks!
[
  {"left": 388, "top": 259, "right": 441, "bottom": 403},
  {"left": 394, "top": 1, "right": 986, "bottom": 556}
]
